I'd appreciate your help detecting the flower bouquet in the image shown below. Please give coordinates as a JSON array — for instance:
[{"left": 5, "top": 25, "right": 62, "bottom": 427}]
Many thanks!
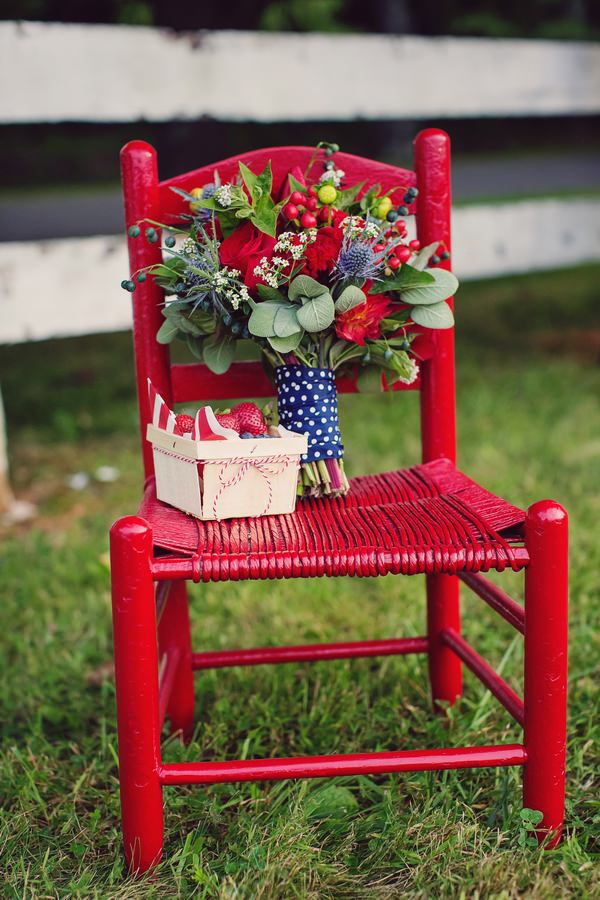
[{"left": 122, "top": 142, "right": 458, "bottom": 498}]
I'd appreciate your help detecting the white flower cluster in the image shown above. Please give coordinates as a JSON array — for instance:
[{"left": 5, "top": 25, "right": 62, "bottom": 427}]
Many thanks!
[
  {"left": 274, "top": 229, "right": 317, "bottom": 260},
  {"left": 253, "top": 256, "right": 283, "bottom": 288},
  {"left": 212, "top": 266, "right": 249, "bottom": 310},
  {"left": 340, "top": 216, "right": 381, "bottom": 240},
  {"left": 319, "top": 167, "right": 345, "bottom": 188},
  {"left": 215, "top": 184, "right": 233, "bottom": 207},
  {"left": 397, "top": 358, "right": 420, "bottom": 385}
]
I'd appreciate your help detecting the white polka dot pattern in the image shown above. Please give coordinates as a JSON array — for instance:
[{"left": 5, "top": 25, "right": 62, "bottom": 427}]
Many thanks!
[{"left": 275, "top": 365, "right": 344, "bottom": 463}]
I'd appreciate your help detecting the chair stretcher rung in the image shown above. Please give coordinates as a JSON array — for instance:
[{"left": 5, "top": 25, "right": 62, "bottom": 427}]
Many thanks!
[
  {"left": 191, "top": 637, "right": 428, "bottom": 670},
  {"left": 158, "top": 744, "right": 526, "bottom": 785},
  {"left": 441, "top": 628, "right": 524, "bottom": 726},
  {"left": 459, "top": 572, "right": 525, "bottom": 633}
]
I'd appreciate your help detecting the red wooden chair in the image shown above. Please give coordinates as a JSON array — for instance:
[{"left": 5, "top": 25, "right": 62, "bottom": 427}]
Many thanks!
[{"left": 112, "top": 129, "right": 568, "bottom": 874}]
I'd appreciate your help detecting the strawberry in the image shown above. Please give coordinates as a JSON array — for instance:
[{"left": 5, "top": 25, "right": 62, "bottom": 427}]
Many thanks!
[
  {"left": 216, "top": 412, "right": 241, "bottom": 433},
  {"left": 231, "top": 402, "right": 267, "bottom": 435},
  {"left": 174, "top": 413, "right": 195, "bottom": 436}
]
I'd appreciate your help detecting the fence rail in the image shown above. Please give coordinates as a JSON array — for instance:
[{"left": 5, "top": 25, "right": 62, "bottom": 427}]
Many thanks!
[{"left": 2, "top": 22, "right": 600, "bottom": 123}]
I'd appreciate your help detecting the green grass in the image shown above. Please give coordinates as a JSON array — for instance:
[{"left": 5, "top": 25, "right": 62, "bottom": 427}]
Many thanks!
[{"left": 1, "top": 265, "right": 599, "bottom": 897}]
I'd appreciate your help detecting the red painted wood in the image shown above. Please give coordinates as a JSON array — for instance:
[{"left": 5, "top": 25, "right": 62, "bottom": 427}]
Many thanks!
[
  {"left": 191, "top": 637, "right": 428, "bottom": 670},
  {"left": 121, "top": 141, "right": 173, "bottom": 481},
  {"left": 459, "top": 571, "right": 525, "bottom": 634},
  {"left": 523, "top": 500, "right": 569, "bottom": 848},
  {"left": 171, "top": 361, "right": 419, "bottom": 404},
  {"left": 158, "top": 646, "right": 180, "bottom": 729},
  {"left": 159, "top": 146, "right": 417, "bottom": 225},
  {"left": 158, "top": 744, "right": 527, "bottom": 786},
  {"left": 441, "top": 627, "right": 524, "bottom": 726},
  {"left": 158, "top": 582, "right": 195, "bottom": 740},
  {"left": 110, "top": 516, "right": 163, "bottom": 873}
]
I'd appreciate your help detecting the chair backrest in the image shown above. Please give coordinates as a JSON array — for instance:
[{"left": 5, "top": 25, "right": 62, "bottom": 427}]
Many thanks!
[{"left": 120, "top": 130, "right": 455, "bottom": 482}]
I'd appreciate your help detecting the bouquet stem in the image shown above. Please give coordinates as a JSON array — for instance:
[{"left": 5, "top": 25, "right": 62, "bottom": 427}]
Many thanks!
[{"left": 297, "top": 458, "right": 349, "bottom": 498}]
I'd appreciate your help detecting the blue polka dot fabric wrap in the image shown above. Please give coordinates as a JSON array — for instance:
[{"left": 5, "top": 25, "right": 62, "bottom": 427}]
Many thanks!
[{"left": 275, "top": 365, "right": 344, "bottom": 464}]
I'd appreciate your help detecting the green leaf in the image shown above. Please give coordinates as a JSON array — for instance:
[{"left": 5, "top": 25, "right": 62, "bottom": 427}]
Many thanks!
[
  {"left": 156, "top": 319, "right": 180, "bottom": 344},
  {"left": 239, "top": 161, "right": 259, "bottom": 197},
  {"left": 257, "top": 284, "right": 284, "bottom": 302},
  {"left": 248, "top": 302, "right": 280, "bottom": 337},
  {"left": 296, "top": 293, "right": 335, "bottom": 333},
  {"left": 410, "top": 300, "right": 454, "bottom": 329},
  {"left": 273, "top": 304, "right": 301, "bottom": 337},
  {"left": 401, "top": 268, "right": 459, "bottom": 306},
  {"left": 370, "top": 264, "right": 434, "bottom": 294},
  {"left": 335, "top": 285, "right": 366, "bottom": 313},
  {"left": 288, "top": 274, "right": 328, "bottom": 302},
  {"left": 288, "top": 174, "right": 307, "bottom": 195},
  {"left": 188, "top": 309, "right": 216, "bottom": 334},
  {"left": 202, "top": 334, "right": 235, "bottom": 374},
  {"left": 185, "top": 334, "right": 204, "bottom": 360},
  {"left": 268, "top": 331, "right": 304, "bottom": 352},
  {"left": 335, "top": 180, "right": 366, "bottom": 210}
]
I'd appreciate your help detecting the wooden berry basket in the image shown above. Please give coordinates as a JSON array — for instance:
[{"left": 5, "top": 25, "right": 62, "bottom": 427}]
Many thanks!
[{"left": 146, "top": 423, "right": 308, "bottom": 521}]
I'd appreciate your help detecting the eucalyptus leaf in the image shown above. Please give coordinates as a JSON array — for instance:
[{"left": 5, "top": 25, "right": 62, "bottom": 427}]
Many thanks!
[
  {"left": 410, "top": 300, "right": 454, "bottom": 329},
  {"left": 202, "top": 334, "right": 236, "bottom": 374},
  {"left": 156, "top": 319, "right": 180, "bottom": 344},
  {"left": 410, "top": 242, "right": 441, "bottom": 271},
  {"left": 248, "top": 301, "right": 280, "bottom": 337},
  {"left": 268, "top": 331, "right": 304, "bottom": 352},
  {"left": 185, "top": 334, "right": 204, "bottom": 360},
  {"left": 369, "top": 265, "right": 434, "bottom": 294},
  {"left": 273, "top": 304, "right": 301, "bottom": 338},
  {"left": 401, "top": 268, "right": 459, "bottom": 306},
  {"left": 188, "top": 309, "right": 216, "bottom": 334},
  {"left": 296, "top": 293, "right": 335, "bottom": 333},
  {"left": 257, "top": 284, "right": 284, "bottom": 302},
  {"left": 288, "top": 274, "right": 328, "bottom": 302},
  {"left": 335, "top": 284, "right": 366, "bottom": 313}
]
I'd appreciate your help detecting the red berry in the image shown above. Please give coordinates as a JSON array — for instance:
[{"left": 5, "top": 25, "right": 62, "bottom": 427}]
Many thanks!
[
  {"left": 174, "top": 413, "right": 195, "bottom": 436},
  {"left": 283, "top": 203, "right": 299, "bottom": 220},
  {"left": 388, "top": 256, "right": 401, "bottom": 270},
  {"left": 231, "top": 402, "right": 267, "bottom": 435},
  {"left": 397, "top": 246, "right": 411, "bottom": 263},
  {"left": 318, "top": 206, "right": 330, "bottom": 222},
  {"left": 374, "top": 242, "right": 385, "bottom": 252},
  {"left": 216, "top": 413, "right": 241, "bottom": 433},
  {"left": 290, "top": 191, "right": 304, "bottom": 204},
  {"left": 305, "top": 197, "right": 317, "bottom": 211},
  {"left": 409, "top": 240, "right": 421, "bottom": 251},
  {"left": 307, "top": 185, "right": 317, "bottom": 197},
  {"left": 300, "top": 212, "right": 317, "bottom": 228}
]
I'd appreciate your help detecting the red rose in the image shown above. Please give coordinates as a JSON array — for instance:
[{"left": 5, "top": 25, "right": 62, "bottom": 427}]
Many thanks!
[
  {"left": 335, "top": 293, "right": 392, "bottom": 346},
  {"left": 301, "top": 225, "right": 343, "bottom": 277},
  {"left": 219, "top": 221, "right": 276, "bottom": 290}
]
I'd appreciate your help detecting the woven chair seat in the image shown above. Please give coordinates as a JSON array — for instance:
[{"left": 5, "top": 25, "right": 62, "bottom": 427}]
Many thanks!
[{"left": 139, "top": 458, "right": 526, "bottom": 581}]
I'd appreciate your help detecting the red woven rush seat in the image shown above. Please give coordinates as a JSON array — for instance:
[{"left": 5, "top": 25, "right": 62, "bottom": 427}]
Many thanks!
[{"left": 140, "top": 458, "right": 526, "bottom": 579}]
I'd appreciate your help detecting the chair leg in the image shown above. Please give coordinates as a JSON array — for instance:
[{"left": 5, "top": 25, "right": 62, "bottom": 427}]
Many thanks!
[
  {"left": 158, "top": 581, "right": 195, "bottom": 741},
  {"left": 426, "top": 573, "right": 462, "bottom": 711},
  {"left": 523, "top": 500, "right": 569, "bottom": 848},
  {"left": 110, "top": 516, "right": 164, "bottom": 874}
]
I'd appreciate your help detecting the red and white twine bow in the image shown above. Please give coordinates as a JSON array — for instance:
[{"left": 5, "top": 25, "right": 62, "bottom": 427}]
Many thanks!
[{"left": 208, "top": 455, "right": 292, "bottom": 519}]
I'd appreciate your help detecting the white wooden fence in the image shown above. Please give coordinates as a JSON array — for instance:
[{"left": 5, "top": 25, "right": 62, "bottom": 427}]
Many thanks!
[{"left": 1, "top": 23, "right": 599, "bottom": 345}]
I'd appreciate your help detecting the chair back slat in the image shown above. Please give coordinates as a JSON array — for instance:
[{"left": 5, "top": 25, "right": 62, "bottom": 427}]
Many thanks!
[{"left": 171, "top": 361, "right": 419, "bottom": 405}]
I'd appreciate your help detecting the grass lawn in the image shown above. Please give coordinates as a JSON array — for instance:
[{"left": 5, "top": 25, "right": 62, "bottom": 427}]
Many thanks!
[{"left": 0, "top": 265, "right": 599, "bottom": 898}]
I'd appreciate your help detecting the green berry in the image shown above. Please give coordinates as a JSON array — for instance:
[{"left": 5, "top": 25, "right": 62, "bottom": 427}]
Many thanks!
[
  {"left": 324, "top": 160, "right": 335, "bottom": 170},
  {"left": 164, "top": 234, "right": 176, "bottom": 248},
  {"left": 145, "top": 227, "right": 158, "bottom": 243},
  {"left": 231, "top": 322, "right": 241, "bottom": 335},
  {"left": 397, "top": 205, "right": 409, "bottom": 216},
  {"left": 362, "top": 351, "right": 371, "bottom": 364},
  {"left": 121, "top": 279, "right": 136, "bottom": 292},
  {"left": 127, "top": 224, "right": 141, "bottom": 238},
  {"left": 136, "top": 272, "right": 147, "bottom": 282},
  {"left": 325, "top": 147, "right": 334, "bottom": 156},
  {"left": 403, "top": 191, "right": 414, "bottom": 204},
  {"left": 431, "top": 254, "right": 441, "bottom": 265},
  {"left": 401, "top": 340, "right": 410, "bottom": 351},
  {"left": 386, "top": 209, "right": 399, "bottom": 223},
  {"left": 384, "top": 348, "right": 393, "bottom": 361},
  {"left": 411, "top": 187, "right": 419, "bottom": 198},
  {"left": 330, "top": 143, "right": 340, "bottom": 152},
  {"left": 223, "top": 314, "right": 232, "bottom": 326},
  {"left": 441, "top": 250, "right": 450, "bottom": 260}
]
